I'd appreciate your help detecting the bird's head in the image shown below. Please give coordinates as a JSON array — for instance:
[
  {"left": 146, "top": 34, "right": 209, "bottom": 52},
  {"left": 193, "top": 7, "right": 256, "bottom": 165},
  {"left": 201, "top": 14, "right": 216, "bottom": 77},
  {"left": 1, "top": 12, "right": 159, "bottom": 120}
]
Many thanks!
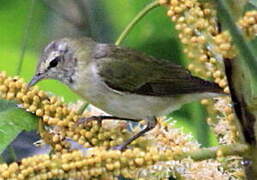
[{"left": 28, "top": 38, "right": 78, "bottom": 87}]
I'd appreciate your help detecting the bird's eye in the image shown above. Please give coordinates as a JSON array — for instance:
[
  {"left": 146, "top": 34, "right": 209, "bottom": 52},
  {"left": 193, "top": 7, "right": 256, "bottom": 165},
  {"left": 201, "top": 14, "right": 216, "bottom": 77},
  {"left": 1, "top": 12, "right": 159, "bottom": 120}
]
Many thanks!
[{"left": 48, "top": 57, "right": 61, "bottom": 69}]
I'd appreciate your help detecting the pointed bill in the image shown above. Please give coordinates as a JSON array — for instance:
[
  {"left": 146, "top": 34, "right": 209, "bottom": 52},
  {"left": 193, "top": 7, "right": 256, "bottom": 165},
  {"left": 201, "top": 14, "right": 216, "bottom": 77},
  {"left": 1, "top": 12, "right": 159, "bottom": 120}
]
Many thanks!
[{"left": 28, "top": 74, "right": 44, "bottom": 87}]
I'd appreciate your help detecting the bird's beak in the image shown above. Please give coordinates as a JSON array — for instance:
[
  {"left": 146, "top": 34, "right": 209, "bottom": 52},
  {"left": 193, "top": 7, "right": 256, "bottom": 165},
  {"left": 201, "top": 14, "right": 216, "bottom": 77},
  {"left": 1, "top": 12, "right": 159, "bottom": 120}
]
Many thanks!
[{"left": 28, "top": 73, "right": 44, "bottom": 88}]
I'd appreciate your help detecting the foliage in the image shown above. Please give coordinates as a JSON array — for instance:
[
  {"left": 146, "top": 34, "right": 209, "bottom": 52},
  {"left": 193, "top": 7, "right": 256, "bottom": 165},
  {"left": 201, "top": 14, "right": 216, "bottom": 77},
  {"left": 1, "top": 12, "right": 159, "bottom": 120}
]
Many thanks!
[{"left": 0, "top": 100, "right": 37, "bottom": 154}]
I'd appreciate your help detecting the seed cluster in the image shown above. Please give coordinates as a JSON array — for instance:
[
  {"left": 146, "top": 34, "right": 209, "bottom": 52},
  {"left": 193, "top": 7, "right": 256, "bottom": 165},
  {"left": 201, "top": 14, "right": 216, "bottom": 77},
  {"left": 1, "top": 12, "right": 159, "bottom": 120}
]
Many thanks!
[
  {"left": 165, "top": 0, "right": 231, "bottom": 90},
  {"left": 239, "top": 10, "right": 257, "bottom": 38},
  {"left": 160, "top": 0, "right": 240, "bottom": 145},
  {"left": 0, "top": 106, "right": 236, "bottom": 180},
  {"left": 151, "top": 123, "right": 200, "bottom": 153},
  {"left": 0, "top": 71, "right": 209, "bottom": 179},
  {"left": 0, "top": 148, "right": 174, "bottom": 180},
  {"left": 0, "top": 71, "right": 135, "bottom": 152}
]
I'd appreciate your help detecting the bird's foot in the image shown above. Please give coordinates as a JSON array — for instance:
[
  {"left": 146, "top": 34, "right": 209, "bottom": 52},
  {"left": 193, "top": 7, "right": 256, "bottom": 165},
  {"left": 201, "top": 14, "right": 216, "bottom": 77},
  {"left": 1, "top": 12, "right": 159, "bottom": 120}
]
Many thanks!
[
  {"left": 110, "top": 116, "right": 157, "bottom": 151},
  {"left": 111, "top": 144, "right": 129, "bottom": 151},
  {"left": 77, "top": 116, "right": 103, "bottom": 126}
]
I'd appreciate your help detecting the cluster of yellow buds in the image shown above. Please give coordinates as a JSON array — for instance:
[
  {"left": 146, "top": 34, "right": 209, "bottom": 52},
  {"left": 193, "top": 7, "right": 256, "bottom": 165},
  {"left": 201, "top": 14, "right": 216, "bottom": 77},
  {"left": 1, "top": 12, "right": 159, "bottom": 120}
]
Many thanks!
[
  {"left": 0, "top": 148, "right": 174, "bottom": 179},
  {"left": 159, "top": 0, "right": 239, "bottom": 145},
  {"left": 0, "top": 71, "right": 206, "bottom": 179},
  {"left": 0, "top": 71, "right": 137, "bottom": 152},
  {"left": 239, "top": 10, "right": 257, "bottom": 38},
  {"left": 162, "top": 0, "right": 233, "bottom": 95},
  {"left": 213, "top": 32, "right": 235, "bottom": 59}
]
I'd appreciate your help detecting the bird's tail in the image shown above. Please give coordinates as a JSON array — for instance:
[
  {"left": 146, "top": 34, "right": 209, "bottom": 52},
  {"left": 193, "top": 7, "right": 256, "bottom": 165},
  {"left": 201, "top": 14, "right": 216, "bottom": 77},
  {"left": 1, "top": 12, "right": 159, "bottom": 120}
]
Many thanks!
[{"left": 193, "top": 76, "right": 227, "bottom": 95}]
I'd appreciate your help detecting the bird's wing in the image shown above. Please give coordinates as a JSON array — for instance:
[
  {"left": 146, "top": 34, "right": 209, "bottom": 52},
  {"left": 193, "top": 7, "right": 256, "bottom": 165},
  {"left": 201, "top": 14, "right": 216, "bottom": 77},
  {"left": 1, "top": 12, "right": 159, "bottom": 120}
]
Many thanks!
[{"left": 94, "top": 44, "right": 223, "bottom": 96}]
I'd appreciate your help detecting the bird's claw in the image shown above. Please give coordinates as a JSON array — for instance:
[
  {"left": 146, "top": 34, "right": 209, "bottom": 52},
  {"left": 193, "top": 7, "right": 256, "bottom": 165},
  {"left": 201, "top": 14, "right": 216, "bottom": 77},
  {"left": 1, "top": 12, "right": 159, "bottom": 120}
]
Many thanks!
[
  {"left": 111, "top": 144, "right": 129, "bottom": 151},
  {"left": 76, "top": 116, "right": 103, "bottom": 126}
]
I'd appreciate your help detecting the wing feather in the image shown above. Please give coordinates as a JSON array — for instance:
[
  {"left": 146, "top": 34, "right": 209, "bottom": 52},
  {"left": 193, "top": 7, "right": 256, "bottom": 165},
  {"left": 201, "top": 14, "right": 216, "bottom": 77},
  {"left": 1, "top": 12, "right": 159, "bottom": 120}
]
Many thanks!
[{"left": 94, "top": 44, "right": 223, "bottom": 96}]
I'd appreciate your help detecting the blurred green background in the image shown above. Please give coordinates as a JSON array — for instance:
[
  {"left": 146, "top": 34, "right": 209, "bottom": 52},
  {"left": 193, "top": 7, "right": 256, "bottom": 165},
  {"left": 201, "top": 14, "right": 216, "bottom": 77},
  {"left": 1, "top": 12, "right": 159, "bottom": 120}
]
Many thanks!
[{"left": 0, "top": 0, "right": 216, "bottom": 147}]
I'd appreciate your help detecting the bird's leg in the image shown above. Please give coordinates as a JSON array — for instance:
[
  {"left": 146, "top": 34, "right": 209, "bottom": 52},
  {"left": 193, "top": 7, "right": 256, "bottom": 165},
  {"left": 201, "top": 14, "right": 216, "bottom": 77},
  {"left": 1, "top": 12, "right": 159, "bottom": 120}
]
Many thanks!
[
  {"left": 77, "top": 115, "right": 140, "bottom": 126},
  {"left": 112, "top": 116, "right": 157, "bottom": 151}
]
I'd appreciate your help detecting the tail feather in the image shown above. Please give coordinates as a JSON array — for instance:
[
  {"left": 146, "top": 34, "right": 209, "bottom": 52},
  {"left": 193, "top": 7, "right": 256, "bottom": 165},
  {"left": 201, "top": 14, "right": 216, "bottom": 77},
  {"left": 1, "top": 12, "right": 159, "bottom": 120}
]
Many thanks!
[{"left": 193, "top": 76, "right": 226, "bottom": 94}]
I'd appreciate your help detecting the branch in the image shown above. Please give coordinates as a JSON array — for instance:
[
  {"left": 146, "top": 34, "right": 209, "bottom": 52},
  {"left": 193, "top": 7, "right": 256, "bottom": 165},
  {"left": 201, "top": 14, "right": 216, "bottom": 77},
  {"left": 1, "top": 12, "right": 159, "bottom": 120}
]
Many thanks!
[{"left": 174, "top": 144, "right": 249, "bottom": 161}]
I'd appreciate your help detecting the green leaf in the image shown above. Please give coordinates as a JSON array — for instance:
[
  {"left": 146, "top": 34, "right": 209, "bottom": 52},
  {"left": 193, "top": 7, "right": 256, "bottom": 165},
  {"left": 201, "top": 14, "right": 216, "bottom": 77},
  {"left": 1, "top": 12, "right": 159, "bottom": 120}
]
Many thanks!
[
  {"left": 0, "top": 99, "right": 16, "bottom": 112},
  {"left": 0, "top": 100, "right": 38, "bottom": 154}
]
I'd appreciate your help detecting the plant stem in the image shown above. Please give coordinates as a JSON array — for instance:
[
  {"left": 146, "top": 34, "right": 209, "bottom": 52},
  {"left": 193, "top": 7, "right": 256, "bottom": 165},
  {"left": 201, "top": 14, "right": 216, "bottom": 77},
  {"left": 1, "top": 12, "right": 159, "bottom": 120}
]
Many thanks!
[
  {"left": 16, "top": 0, "right": 35, "bottom": 75},
  {"left": 115, "top": 0, "right": 160, "bottom": 46},
  {"left": 174, "top": 143, "right": 249, "bottom": 161}
]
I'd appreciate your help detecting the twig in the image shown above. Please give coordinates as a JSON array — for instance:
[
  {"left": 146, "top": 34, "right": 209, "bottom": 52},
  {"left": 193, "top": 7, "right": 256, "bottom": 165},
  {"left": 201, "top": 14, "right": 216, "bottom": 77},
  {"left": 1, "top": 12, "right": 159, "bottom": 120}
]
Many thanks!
[{"left": 174, "top": 143, "right": 249, "bottom": 161}]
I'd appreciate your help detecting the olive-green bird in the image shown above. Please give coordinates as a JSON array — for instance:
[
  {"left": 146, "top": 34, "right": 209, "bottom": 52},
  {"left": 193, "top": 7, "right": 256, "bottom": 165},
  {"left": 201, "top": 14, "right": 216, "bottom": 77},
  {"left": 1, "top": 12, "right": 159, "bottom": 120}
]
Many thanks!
[{"left": 29, "top": 37, "right": 224, "bottom": 150}]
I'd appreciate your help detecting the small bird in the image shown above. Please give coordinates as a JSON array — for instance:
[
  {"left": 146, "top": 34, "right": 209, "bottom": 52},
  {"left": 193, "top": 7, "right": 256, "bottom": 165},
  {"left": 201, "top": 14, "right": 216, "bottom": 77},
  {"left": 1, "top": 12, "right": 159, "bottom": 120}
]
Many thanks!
[{"left": 29, "top": 37, "right": 224, "bottom": 150}]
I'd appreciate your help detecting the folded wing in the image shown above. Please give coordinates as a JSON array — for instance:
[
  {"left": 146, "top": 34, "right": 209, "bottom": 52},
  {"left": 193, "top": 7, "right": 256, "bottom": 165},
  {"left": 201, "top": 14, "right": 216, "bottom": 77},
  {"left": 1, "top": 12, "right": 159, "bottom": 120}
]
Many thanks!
[{"left": 94, "top": 44, "right": 223, "bottom": 96}]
